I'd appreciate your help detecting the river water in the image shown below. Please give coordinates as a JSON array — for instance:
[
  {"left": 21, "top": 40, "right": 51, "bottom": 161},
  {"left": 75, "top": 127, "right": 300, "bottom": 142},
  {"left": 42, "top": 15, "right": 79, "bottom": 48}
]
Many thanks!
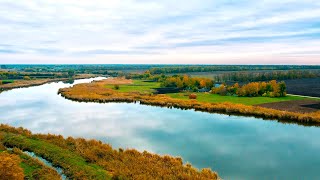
[{"left": 1, "top": 77, "right": 320, "bottom": 180}]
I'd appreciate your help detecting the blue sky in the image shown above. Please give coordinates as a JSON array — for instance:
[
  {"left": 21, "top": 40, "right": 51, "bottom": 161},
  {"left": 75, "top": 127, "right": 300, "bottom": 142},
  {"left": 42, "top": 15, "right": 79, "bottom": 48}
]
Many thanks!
[{"left": 0, "top": 0, "right": 319, "bottom": 64}]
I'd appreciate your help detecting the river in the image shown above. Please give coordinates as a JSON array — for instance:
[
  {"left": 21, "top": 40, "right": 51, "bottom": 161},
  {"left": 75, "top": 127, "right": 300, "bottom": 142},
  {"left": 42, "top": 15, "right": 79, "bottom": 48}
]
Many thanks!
[{"left": 1, "top": 77, "right": 320, "bottom": 180}]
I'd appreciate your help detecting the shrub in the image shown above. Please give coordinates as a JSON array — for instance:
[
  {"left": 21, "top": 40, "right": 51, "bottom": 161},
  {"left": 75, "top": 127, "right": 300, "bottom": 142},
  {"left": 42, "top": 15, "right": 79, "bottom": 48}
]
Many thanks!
[
  {"left": 114, "top": 84, "right": 120, "bottom": 90},
  {"left": 0, "top": 152, "right": 25, "bottom": 180},
  {"left": 23, "top": 76, "right": 31, "bottom": 80},
  {"left": 2, "top": 80, "right": 14, "bottom": 84},
  {"left": 189, "top": 93, "right": 197, "bottom": 99}
]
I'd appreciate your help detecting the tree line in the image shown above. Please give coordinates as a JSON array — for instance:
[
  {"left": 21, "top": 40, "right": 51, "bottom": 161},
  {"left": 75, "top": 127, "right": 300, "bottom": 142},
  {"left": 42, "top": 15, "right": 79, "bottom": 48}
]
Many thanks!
[
  {"left": 149, "top": 65, "right": 320, "bottom": 74},
  {"left": 126, "top": 72, "right": 214, "bottom": 91},
  {"left": 214, "top": 70, "right": 320, "bottom": 82},
  {"left": 0, "top": 71, "right": 75, "bottom": 80},
  {"left": 212, "top": 80, "right": 286, "bottom": 97}
]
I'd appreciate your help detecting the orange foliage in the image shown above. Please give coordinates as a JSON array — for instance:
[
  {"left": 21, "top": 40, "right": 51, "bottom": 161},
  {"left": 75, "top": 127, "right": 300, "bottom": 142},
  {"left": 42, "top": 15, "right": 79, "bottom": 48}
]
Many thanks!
[
  {"left": 0, "top": 152, "right": 24, "bottom": 180},
  {"left": 212, "top": 80, "right": 286, "bottom": 97}
]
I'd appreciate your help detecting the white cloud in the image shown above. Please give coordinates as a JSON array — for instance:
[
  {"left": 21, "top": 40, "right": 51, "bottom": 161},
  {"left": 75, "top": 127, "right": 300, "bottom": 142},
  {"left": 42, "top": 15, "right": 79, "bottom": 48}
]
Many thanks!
[{"left": 0, "top": 0, "right": 319, "bottom": 64}]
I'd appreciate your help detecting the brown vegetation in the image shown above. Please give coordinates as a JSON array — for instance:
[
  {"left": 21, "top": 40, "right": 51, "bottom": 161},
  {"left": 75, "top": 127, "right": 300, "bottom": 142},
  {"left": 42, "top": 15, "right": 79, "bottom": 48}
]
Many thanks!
[
  {"left": 100, "top": 77, "right": 133, "bottom": 85},
  {"left": 0, "top": 152, "right": 24, "bottom": 180},
  {"left": 189, "top": 93, "right": 197, "bottom": 99},
  {"left": 0, "top": 74, "right": 96, "bottom": 92},
  {"left": 58, "top": 78, "right": 320, "bottom": 125},
  {"left": 0, "top": 124, "right": 219, "bottom": 180}
]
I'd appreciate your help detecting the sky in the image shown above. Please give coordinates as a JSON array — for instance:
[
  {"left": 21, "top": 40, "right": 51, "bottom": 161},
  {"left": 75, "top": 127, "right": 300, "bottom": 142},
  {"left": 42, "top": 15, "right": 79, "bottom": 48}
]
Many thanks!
[{"left": 0, "top": 0, "right": 319, "bottom": 64}]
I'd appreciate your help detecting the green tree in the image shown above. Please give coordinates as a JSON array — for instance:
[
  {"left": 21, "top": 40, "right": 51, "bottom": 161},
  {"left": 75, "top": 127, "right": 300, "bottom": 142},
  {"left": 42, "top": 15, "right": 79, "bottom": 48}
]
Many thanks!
[
  {"left": 68, "top": 70, "right": 75, "bottom": 77},
  {"left": 278, "top": 81, "right": 286, "bottom": 97}
]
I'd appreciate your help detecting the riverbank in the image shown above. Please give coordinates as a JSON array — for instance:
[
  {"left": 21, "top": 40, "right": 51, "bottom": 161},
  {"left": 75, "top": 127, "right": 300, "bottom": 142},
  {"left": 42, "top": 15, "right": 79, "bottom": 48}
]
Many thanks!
[
  {"left": 0, "top": 74, "right": 97, "bottom": 92},
  {"left": 58, "top": 78, "right": 320, "bottom": 125},
  {"left": 0, "top": 124, "right": 219, "bottom": 180}
]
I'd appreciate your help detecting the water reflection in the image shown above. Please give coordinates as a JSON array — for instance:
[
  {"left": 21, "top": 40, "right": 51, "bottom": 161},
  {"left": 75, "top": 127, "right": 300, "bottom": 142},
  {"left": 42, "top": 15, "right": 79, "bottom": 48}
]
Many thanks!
[{"left": 1, "top": 77, "right": 320, "bottom": 180}]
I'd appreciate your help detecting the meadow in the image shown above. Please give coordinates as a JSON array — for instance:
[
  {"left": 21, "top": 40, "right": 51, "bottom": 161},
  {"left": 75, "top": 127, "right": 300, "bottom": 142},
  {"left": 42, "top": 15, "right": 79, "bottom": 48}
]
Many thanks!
[
  {"left": 168, "top": 93, "right": 306, "bottom": 105},
  {"left": 104, "top": 80, "right": 160, "bottom": 93}
]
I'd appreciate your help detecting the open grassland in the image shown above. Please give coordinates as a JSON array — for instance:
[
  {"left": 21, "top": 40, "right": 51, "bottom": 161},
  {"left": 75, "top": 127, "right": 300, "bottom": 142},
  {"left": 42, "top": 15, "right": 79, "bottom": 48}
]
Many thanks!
[
  {"left": 104, "top": 79, "right": 161, "bottom": 93},
  {"left": 58, "top": 78, "right": 320, "bottom": 125},
  {"left": 0, "top": 124, "right": 219, "bottom": 180},
  {"left": 168, "top": 93, "right": 307, "bottom": 105}
]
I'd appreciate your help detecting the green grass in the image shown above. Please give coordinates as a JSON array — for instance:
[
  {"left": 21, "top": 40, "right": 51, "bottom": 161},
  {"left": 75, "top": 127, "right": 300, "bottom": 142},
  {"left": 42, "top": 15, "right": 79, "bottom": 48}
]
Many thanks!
[
  {"left": 106, "top": 80, "right": 160, "bottom": 93},
  {"left": 20, "top": 161, "right": 38, "bottom": 178},
  {"left": 3, "top": 133, "right": 110, "bottom": 180},
  {"left": 168, "top": 93, "right": 309, "bottom": 105}
]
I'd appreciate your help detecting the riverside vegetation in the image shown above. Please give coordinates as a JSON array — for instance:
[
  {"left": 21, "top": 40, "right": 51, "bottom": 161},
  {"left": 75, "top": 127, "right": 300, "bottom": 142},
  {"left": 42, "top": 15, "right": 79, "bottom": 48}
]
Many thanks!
[
  {"left": 58, "top": 77, "right": 320, "bottom": 125},
  {"left": 0, "top": 124, "right": 219, "bottom": 180},
  {"left": 0, "top": 74, "right": 96, "bottom": 93}
]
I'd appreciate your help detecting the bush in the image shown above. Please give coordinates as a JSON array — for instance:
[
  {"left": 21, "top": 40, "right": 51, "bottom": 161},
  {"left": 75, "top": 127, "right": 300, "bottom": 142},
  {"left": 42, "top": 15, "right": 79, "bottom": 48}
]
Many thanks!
[
  {"left": 189, "top": 93, "right": 197, "bottom": 99},
  {"left": 2, "top": 80, "right": 14, "bottom": 84},
  {"left": 23, "top": 76, "right": 31, "bottom": 80},
  {"left": 114, "top": 84, "right": 120, "bottom": 90}
]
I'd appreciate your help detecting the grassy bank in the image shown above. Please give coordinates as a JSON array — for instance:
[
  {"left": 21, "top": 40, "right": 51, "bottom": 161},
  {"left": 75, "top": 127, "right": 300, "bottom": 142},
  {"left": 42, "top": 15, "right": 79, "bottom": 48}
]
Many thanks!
[
  {"left": 168, "top": 93, "right": 306, "bottom": 105},
  {"left": 0, "top": 124, "right": 219, "bottom": 180},
  {"left": 0, "top": 144, "right": 61, "bottom": 180},
  {"left": 58, "top": 78, "right": 320, "bottom": 125}
]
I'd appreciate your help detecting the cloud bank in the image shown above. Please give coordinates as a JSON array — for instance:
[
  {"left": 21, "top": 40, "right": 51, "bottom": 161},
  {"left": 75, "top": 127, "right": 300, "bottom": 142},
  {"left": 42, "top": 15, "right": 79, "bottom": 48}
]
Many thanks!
[{"left": 0, "top": 0, "right": 319, "bottom": 64}]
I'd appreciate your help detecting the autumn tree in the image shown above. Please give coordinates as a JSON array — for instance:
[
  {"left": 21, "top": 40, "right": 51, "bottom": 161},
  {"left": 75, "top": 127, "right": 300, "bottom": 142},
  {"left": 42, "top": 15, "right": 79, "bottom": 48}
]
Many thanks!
[{"left": 213, "top": 80, "right": 287, "bottom": 97}]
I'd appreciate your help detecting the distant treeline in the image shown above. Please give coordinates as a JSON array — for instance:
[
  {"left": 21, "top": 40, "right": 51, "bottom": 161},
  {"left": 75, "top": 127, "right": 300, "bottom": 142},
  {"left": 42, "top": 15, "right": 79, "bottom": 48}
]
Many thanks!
[
  {"left": 0, "top": 71, "right": 74, "bottom": 80},
  {"left": 149, "top": 65, "right": 320, "bottom": 74},
  {"left": 214, "top": 70, "right": 320, "bottom": 82},
  {"left": 3, "top": 64, "right": 320, "bottom": 75},
  {"left": 1, "top": 64, "right": 166, "bottom": 74}
]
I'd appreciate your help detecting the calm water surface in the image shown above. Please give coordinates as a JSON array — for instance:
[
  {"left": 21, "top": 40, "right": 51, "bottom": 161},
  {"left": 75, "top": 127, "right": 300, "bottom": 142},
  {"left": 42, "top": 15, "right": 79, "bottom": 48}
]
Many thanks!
[{"left": 1, "top": 77, "right": 320, "bottom": 180}]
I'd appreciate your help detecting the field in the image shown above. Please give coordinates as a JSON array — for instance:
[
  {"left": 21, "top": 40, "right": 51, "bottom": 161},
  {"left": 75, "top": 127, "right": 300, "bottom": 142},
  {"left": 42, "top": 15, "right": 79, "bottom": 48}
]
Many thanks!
[
  {"left": 168, "top": 93, "right": 306, "bottom": 105},
  {"left": 105, "top": 79, "right": 161, "bottom": 93},
  {"left": 285, "top": 78, "right": 320, "bottom": 97},
  {"left": 257, "top": 99, "right": 320, "bottom": 113},
  {"left": 101, "top": 78, "right": 313, "bottom": 106}
]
